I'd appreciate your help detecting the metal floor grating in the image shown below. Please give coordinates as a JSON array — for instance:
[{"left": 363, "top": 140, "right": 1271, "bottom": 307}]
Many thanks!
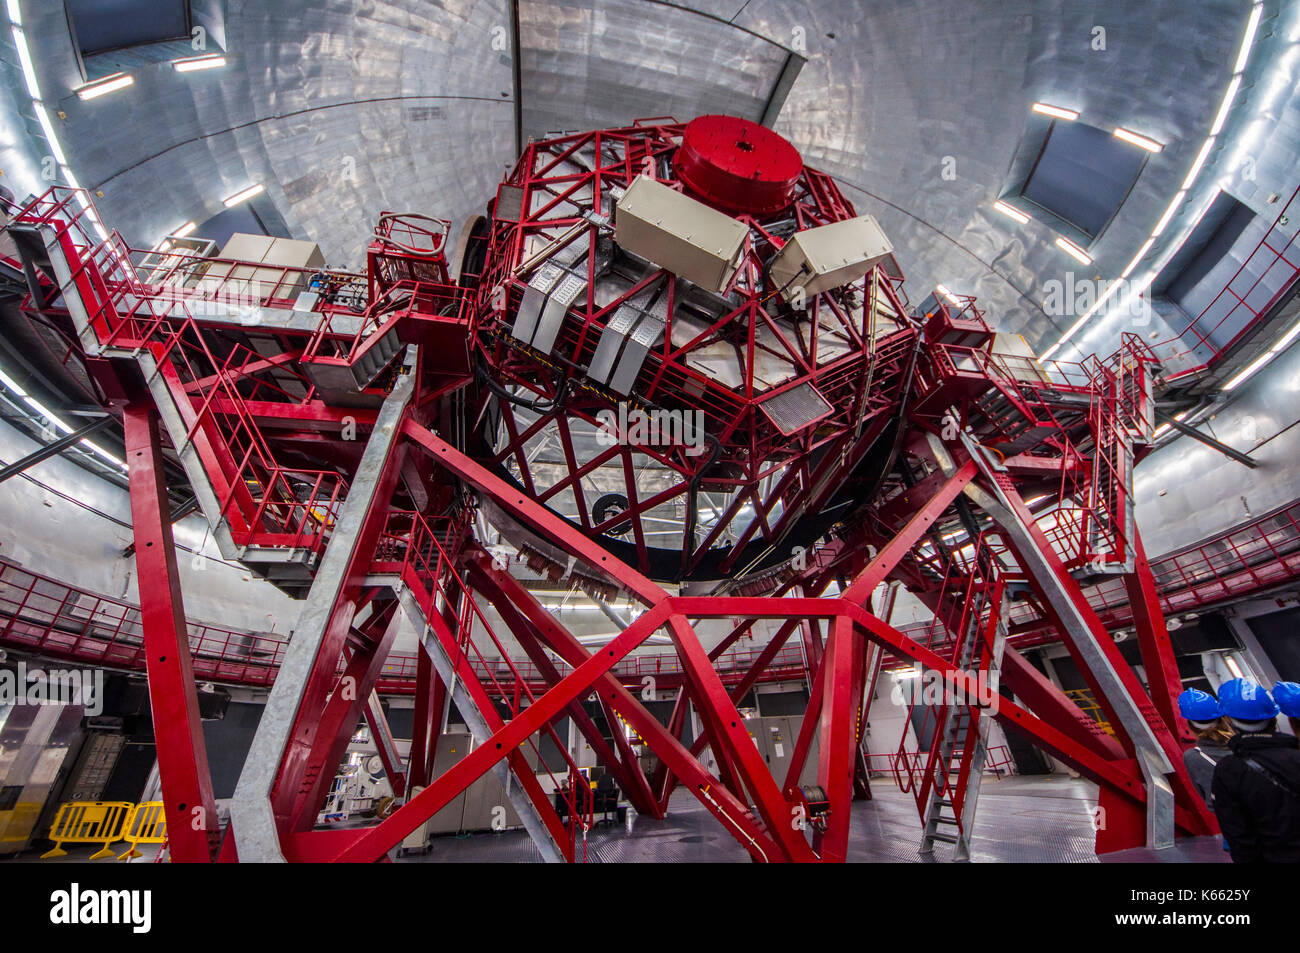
[{"left": 395, "top": 774, "right": 1232, "bottom": 864}]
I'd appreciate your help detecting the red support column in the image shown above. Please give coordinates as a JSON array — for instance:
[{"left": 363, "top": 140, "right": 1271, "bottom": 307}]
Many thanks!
[
  {"left": 122, "top": 402, "right": 217, "bottom": 863},
  {"left": 813, "top": 616, "right": 858, "bottom": 861},
  {"left": 1125, "top": 533, "right": 1195, "bottom": 745},
  {"left": 408, "top": 647, "right": 445, "bottom": 788},
  {"left": 288, "top": 601, "right": 402, "bottom": 829}
]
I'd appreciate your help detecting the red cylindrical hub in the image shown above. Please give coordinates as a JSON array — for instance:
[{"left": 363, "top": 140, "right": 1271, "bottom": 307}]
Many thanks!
[{"left": 673, "top": 114, "right": 803, "bottom": 216}]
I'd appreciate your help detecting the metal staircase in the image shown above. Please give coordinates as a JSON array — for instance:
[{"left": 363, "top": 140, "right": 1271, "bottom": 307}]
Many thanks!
[
  {"left": 917, "top": 576, "right": 1008, "bottom": 861},
  {"left": 891, "top": 532, "right": 1008, "bottom": 862}
]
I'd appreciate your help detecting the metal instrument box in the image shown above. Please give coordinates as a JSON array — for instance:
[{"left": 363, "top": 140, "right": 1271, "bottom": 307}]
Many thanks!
[
  {"left": 615, "top": 176, "right": 748, "bottom": 294},
  {"left": 769, "top": 214, "right": 893, "bottom": 297}
]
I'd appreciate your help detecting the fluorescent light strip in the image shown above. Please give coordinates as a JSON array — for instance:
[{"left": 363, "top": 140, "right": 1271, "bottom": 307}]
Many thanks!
[
  {"left": 1235, "top": 4, "right": 1263, "bottom": 74},
  {"left": 75, "top": 73, "right": 133, "bottom": 100},
  {"left": 1271, "top": 316, "right": 1300, "bottom": 352},
  {"left": 1153, "top": 410, "right": 1190, "bottom": 440},
  {"left": 0, "top": 367, "right": 28, "bottom": 398},
  {"left": 81, "top": 440, "right": 126, "bottom": 468},
  {"left": 1055, "top": 237, "right": 1092, "bottom": 265},
  {"left": 993, "top": 200, "right": 1030, "bottom": 224},
  {"left": 6, "top": 0, "right": 23, "bottom": 25},
  {"left": 1210, "top": 75, "right": 1242, "bottom": 137},
  {"left": 1032, "top": 102, "right": 1079, "bottom": 121},
  {"left": 1151, "top": 190, "right": 1186, "bottom": 237},
  {"left": 936, "top": 284, "right": 961, "bottom": 305},
  {"left": 173, "top": 54, "right": 227, "bottom": 72},
  {"left": 1182, "top": 138, "right": 1217, "bottom": 191},
  {"left": 32, "top": 104, "right": 67, "bottom": 165},
  {"left": 1222, "top": 316, "right": 1300, "bottom": 391},
  {"left": 12, "top": 27, "right": 41, "bottom": 98},
  {"left": 1043, "top": 275, "right": 1135, "bottom": 357},
  {"left": 1121, "top": 238, "right": 1155, "bottom": 278},
  {"left": 223, "top": 184, "right": 264, "bottom": 207},
  {"left": 1113, "top": 127, "right": 1163, "bottom": 152},
  {"left": 171, "top": 221, "right": 198, "bottom": 239},
  {"left": 1223, "top": 351, "right": 1274, "bottom": 391}
]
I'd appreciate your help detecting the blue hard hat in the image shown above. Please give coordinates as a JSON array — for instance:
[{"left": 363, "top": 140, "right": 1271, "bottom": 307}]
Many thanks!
[
  {"left": 1177, "top": 688, "right": 1221, "bottom": 722},
  {"left": 1272, "top": 681, "right": 1300, "bottom": 718},
  {"left": 1218, "top": 678, "right": 1279, "bottom": 721}
]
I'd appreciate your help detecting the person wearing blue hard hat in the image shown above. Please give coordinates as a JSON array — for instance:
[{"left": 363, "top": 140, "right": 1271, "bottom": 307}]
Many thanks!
[
  {"left": 1273, "top": 681, "right": 1300, "bottom": 737},
  {"left": 1210, "top": 677, "right": 1300, "bottom": 863},
  {"left": 1177, "top": 688, "right": 1233, "bottom": 811}
]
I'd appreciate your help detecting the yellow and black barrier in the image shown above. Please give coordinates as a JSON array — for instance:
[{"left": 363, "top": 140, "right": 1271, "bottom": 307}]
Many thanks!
[
  {"left": 40, "top": 800, "right": 168, "bottom": 860},
  {"left": 41, "top": 801, "right": 137, "bottom": 860},
  {"left": 116, "top": 801, "right": 167, "bottom": 860}
]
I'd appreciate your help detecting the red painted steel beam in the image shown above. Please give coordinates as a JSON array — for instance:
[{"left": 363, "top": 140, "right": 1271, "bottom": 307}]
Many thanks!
[
  {"left": 782, "top": 463, "right": 978, "bottom": 798},
  {"left": 405, "top": 567, "right": 575, "bottom": 860},
  {"left": 976, "top": 475, "right": 1216, "bottom": 835},
  {"left": 813, "top": 616, "right": 858, "bottom": 861},
  {"left": 841, "top": 460, "right": 978, "bottom": 604},
  {"left": 999, "top": 646, "right": 1128, "bottom": 761},
  {"left": 663, "top": 615, "right": 816, "bottom": 861},
  {"left": 1125, "top": 533, "right": 1195, "bottom": 745},
  {"left": 458, "top": 558, "right": 785, "bottom": 858},
  {"left": 270, "top": 442, "right": 410, "bottom": 829},
  {"left": 464, "top": 559, "right": 661, "bottom": 817},
  {"left": 403, "top": 419, "right": 663, "bottom": 605},
  {"left": 407, "top": 645, "right": 444, "bottom": 788},
  {"left": 330, "top": 602, "right": 778, "bottom": 862},
  {"left": 289, "top": 600, "right": 402, "bottom": 830},
  {"left": 122, "top": 402, "right": 218, "bottom": 863},
  {"left": 669, "top": 597, "right": 1156, "bottom": 807}
]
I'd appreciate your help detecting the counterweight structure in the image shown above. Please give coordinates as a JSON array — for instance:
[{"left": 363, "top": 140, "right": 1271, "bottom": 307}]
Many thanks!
[{"left": 3, "top": 115, "right": 1214, "bottom": 862}]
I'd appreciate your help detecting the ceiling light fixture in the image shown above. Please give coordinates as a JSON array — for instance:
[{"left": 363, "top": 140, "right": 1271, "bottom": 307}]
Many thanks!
[
  {"left": 222, "top": 184, "right": 264, "bottom": 207},
  {"left": 75, "top": 72, "right": 134, "bottom": 100},
  {"left": 992, "top": 200, "right": 1030, "bottom": 224},
  {"left": 1055, "top": 237, "right": 1092, "bottom": 265},
  {"left": 1113, "top": 127, "right": 1163, "bottom": 152},
  {"left": 173, "top": 54, "right": 227, "bottom": 72},
  {"left": 171, "top": 221, "right": 197, "bottom": 239},
  {"left": 1032, "top": 102, "right": 1079, "bottom": 121}
]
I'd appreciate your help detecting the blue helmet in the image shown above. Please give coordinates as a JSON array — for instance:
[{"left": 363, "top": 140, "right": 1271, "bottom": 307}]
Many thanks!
[
  {"left": 1218, "top": 678, "right": 1279, "bottom": 721},
  {"left": 1177, "top": 688, "right": 1221, "bottom": 722},
  {"left": 1272, "top": 681, "right": 1300, "bottom": 718}
]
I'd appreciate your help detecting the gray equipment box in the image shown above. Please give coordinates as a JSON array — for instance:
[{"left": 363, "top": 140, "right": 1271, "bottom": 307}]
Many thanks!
[
  {"left": 615, "top": 176, "right": 748, "bottom": 294},
  {"left": 769, "top": 214, "right": 893, "bottom": 298}
]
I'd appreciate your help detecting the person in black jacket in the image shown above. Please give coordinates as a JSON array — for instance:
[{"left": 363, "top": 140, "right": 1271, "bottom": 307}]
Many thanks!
[
  {"left": 1210, "top": 678, "right": 1300, "bottom": 863},
  {"left": 1177, "top": 688, "right": 1232, "bottom": 809}
]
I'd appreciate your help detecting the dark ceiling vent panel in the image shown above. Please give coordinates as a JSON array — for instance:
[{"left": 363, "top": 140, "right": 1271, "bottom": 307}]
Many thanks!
[
  {"left": 66, "top": 0, "right": 190, "bottom": 56},
  {"left": 1020, "top": 121, "right": 1147, "bottom": 239}
]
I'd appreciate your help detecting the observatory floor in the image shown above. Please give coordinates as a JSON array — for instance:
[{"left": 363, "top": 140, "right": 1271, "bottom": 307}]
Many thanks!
[{"left": 395, "top": 775, "right": 1231, "bottom": 864}]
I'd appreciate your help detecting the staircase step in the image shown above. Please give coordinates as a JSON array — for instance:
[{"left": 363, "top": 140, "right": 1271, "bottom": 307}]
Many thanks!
[{"left": 927, "top": 833, "right": 959, "bottom": 844}]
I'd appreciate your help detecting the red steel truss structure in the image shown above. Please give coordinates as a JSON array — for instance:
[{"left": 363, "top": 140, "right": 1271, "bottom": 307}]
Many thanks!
[{"left": 2, "top": 115, "right": 1224, "bottom": 862}]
